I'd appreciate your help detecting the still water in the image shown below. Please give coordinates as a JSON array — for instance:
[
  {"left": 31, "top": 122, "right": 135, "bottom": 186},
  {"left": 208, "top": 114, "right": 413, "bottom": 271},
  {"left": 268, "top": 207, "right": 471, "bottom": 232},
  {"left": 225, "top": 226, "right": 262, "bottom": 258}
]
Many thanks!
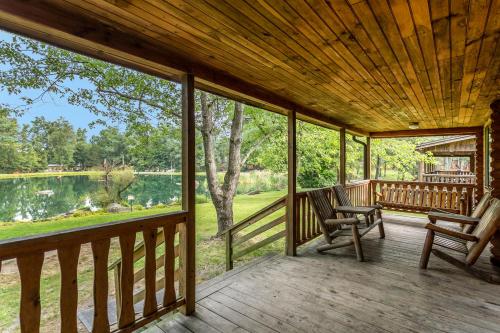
[{"left": 0, "top": 175, "right": 207, "bottom": 221}]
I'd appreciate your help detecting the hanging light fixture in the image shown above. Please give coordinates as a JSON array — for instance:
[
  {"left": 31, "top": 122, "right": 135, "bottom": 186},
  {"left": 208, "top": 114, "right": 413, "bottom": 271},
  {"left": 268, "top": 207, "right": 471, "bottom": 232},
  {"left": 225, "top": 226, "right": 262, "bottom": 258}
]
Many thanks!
[{"left": 409, "top": 122, "right": 419, "bottom": 129}]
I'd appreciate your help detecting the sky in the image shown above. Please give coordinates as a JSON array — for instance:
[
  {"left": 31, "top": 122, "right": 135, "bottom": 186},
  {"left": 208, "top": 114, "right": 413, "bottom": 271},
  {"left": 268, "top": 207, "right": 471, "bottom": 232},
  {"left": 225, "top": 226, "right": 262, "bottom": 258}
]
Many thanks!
[{"left": 0, "top": 30, "right": 113, "bottom": 136}]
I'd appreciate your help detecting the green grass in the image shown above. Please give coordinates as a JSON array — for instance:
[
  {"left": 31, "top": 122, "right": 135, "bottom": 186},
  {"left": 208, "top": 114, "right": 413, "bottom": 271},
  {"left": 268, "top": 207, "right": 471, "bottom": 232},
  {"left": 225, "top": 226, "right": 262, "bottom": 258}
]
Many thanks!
[
  {"left": 0, "top": 190, "right": 286, "bottom": 332},
  {"left": 0, "top": 206, "right": 180, "bottom": 240}
]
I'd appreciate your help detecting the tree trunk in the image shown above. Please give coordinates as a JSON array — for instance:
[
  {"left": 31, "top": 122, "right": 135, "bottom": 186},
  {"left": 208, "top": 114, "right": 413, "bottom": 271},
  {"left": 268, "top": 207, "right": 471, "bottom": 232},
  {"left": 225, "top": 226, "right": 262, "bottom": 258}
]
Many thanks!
[
  {"left": 200, "top": 92, "right": 244, "bottom": 235},
  {"left": 375, "top": 155, "right": 381, "bottom": 179}
]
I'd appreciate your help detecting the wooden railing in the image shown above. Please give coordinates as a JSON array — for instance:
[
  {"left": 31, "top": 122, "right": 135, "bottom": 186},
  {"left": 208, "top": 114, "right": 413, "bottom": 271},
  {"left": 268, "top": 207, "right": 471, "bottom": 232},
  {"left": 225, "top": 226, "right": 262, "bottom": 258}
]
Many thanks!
[
  {"left": 295, "top": 180, "right": 371, "bottom": 246},
  {"left": 422, "top": 173, "right": 476, "bottom": 184},
  {"left": 224, "top": 197, "right": 287, "bottom": 270},
  {"left": 0, "top": 211, "right": 189, "bottom": 333},
  {"left": 108, "top": 225, "right": 180, "bottom": 317},
  {"left": 428, "top": 170, "right": 474, "bottom": 175},
  {"left": 225, "top": 180, "right": 373, "bottom": 269},
  {"left": 371, "top": 180, "right": 475, "bottom": 215}
]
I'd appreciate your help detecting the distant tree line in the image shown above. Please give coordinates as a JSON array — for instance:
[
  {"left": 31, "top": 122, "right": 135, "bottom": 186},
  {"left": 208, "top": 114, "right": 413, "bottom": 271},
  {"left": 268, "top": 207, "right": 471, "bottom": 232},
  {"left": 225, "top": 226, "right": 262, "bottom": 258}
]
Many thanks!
[{"left": 0, "top": 108, "right": 181, "bottom": 173}]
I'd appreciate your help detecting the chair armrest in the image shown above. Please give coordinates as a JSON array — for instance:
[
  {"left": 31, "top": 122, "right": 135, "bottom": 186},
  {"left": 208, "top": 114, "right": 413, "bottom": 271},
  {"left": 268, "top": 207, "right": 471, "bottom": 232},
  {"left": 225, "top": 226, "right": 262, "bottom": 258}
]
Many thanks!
[
  {"left": 429, "top": 208, "right": 451, "bottom": 214},
  {"left": 428, "top": 212, "right": 479, "bottom": 225},
  {"left": 325, "top": 217, "right": 359, "bottom": 226},
  {"left": 336, "top": 206, "right": 376, "bottom": 215},
  {"left": 425, "top": 223, "right": 478, "bottom": 242},
  {"left": 365, "top": 204, "right": 383, "bottom": 210}
]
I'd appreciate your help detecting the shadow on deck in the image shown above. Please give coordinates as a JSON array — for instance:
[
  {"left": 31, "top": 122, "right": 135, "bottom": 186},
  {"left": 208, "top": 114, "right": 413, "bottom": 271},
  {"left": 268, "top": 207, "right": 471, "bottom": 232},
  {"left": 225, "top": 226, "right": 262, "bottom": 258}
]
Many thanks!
[{"left": 141, "top": 215, "right": 500, "bottom": 332}]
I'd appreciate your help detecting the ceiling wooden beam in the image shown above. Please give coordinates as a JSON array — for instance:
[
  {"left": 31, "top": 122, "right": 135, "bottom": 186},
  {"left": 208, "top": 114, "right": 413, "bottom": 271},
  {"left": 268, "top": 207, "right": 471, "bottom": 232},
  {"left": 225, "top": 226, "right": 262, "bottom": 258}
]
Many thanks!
[
  {"left": 0, "top": 1, "right": 367, "bottom": 135},
  {"left": 370, "top": 127, "right": 483, "bottom": 139}
]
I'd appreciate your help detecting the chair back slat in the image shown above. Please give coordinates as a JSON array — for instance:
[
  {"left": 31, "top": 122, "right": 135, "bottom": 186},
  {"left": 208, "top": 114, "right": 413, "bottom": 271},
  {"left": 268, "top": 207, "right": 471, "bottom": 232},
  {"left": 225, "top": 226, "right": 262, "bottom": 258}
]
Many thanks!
[
  {"left": 471, "top": 191, "right": 492, "bottom": 219},
  {"left": 465, "top": 198, "right": 500, "bottom": 265},
  {"left": 307, "top": 189, "right": 339, "bottom": 242},
  {"left": 333, "top": 185, "right": 354, "bottom": 218}
]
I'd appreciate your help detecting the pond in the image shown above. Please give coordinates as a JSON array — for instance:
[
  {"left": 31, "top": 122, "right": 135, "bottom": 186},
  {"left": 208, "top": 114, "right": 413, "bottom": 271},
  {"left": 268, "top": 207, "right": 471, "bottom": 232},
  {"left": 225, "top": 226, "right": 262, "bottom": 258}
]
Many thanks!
[{"left": 0, "top": 174, "right": 208, "bottom": 222}]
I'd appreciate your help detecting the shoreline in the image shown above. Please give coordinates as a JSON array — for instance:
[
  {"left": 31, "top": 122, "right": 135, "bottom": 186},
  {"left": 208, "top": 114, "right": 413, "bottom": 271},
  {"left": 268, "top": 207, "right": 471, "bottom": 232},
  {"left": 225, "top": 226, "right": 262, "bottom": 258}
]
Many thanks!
[{"left": 0, "top": 170, "right": 218, "bottom": 179}]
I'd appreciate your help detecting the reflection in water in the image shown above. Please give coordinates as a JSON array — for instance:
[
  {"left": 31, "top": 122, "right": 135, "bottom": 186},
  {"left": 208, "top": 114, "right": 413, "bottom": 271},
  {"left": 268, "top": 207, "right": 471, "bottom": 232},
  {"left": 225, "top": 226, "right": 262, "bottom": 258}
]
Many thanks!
[{"left": 0, "top": 175, "right": 207, "bottom": 222}]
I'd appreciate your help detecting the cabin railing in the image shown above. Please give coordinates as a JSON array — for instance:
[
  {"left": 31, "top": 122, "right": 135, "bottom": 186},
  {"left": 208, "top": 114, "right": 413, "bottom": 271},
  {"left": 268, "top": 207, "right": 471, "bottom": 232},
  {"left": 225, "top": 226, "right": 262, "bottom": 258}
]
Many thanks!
[
  {"left": 422, "top": 173, "right": 476, "bottom": 184},
  {"left": 225, "top": 180, "right": 372, "bottom": 270},
  {"left": 295, "top": 180, "right": 371, "bottom": 246},
  {"left": 427, "top": 170, "right": 474, "bottom": 175},
  {"left": 371, "top": 180, "right": 475, "bottom": 215},
  {"left": 108, "top": 225, "right": 180, "bottom": 319},
  {"left": 0, "top": 211, "right": 189, "bottom": 333},
  {"left": 223, "top": 197, "right": 287, "bottom": 271}
]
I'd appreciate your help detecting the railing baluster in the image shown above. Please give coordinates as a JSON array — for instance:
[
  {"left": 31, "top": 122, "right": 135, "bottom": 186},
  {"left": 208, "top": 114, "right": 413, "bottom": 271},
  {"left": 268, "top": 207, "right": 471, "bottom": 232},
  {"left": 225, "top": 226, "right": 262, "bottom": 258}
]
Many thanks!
[
  {"left": 163, "top": 223, "right": 177, "bottom": 306},
  {"left": 305, "top": 197, "right": 312, "bottom": 236},
  {"left": 17, "top": 253, "right": 44, "bottom": 333},
  {"left": 143, "top": 228, "right": 158, "bottom": 317},
  {"left": 91, "top": 239, "right": 110, "bottom": 333},
  {"left": 57, "top": 245, "right": 80, "bottom": 333},
  {"left": 300, "top": 196, "right": 306, "bottom": 242},
  {"left": 118, "top": 233, "right": 136, "bottom": 329}
]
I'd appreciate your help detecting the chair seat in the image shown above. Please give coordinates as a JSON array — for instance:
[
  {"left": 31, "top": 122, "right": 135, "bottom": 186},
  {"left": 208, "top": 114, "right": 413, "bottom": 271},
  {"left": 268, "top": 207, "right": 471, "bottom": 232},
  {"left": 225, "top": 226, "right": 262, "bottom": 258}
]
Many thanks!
[{"left": 434, "top": 234, "right": 468, "bottom": 254}]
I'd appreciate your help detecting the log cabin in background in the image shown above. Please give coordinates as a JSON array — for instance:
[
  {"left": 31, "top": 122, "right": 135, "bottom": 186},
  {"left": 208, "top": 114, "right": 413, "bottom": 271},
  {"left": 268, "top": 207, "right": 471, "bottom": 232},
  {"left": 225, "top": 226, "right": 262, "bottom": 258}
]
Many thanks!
[{"left": 0, "top": 1, "right": 499, "bottom": 332}]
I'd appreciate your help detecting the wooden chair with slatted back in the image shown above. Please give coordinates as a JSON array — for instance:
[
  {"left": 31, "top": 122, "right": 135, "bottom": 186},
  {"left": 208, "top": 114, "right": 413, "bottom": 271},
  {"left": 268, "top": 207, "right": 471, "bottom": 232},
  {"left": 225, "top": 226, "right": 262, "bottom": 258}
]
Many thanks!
[
  {"left": 420, "top": 198, "right": 500, "bottom": 283},
  {"left": 332, "top": 185, "right": 385, "bottom": 238},
  {"left": 430, "top": 190, "right": 492, "bottom": 234},
  {"left": 308, "top": 188, "right": 383, "bottom": 261}
]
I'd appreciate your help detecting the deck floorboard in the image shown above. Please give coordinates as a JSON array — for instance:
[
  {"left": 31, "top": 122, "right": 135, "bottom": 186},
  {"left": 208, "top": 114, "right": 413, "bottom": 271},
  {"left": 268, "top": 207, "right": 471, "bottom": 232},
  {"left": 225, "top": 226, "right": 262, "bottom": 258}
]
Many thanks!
[{"left": 143, "top": 220, "right": 500, "bottom": 333}]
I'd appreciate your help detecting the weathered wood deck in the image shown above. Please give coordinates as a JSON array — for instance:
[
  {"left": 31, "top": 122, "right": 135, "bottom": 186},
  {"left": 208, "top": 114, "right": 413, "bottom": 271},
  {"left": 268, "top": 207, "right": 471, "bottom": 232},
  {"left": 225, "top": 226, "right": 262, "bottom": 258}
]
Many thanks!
[{"left": 141, "top": 216, "right": 500, "bottom": 333}]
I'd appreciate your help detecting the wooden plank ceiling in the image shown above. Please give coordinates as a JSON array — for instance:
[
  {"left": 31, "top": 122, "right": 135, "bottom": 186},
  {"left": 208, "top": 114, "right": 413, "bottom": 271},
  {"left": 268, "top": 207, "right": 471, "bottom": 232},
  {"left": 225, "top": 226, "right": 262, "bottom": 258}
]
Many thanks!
[{"left": 0, "top": 0, "right": 498, "bottom": 134}]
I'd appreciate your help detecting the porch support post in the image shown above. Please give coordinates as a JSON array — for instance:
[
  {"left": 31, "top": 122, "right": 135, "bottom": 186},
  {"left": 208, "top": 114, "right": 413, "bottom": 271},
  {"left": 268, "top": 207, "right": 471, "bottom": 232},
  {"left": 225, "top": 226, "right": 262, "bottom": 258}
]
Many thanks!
[
  {"left": 180, "top": 73, "right": 196, "bottom": 314},
  {"left": 489, "top": 100, "right": 500, "bottom": 267},
  {"left": 365, "top": 137, "right": 371, "bottom": 180},
  {"left": 339, "top": 128, "right": 346, "bottom": 186},
  {"left": 286, "top": 110, "right": 297, "bottom": 256},
  {"left": 474, "top": 127, "right": 484, "bottom": 201}
]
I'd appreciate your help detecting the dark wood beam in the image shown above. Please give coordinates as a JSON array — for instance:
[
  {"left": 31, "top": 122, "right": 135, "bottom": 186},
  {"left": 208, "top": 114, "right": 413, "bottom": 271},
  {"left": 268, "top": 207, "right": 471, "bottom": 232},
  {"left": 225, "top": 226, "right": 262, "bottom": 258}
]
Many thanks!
[
  {"left": 475, "top": 127, "right": 484, "bottom": 201},
  {"left": 365, "top": 137, "right": 371, "bottom": 180},
  {"left": 286, "top": 110, "right": 297, "bottom": 256},
  {"left": 0, "top": 1, "right": 367, "bottom": 135},
  {"left": 180, "top": 73, "right": 196, "bottom": 314},
  {"left": 370, "top": 127, "right": 483, "bottom": 138},
  {"left": 489, "top": 100, "right": 500, "bottom": 267},
  {"left": 339, "top": 128, "right": 346, "bottom": 186}
]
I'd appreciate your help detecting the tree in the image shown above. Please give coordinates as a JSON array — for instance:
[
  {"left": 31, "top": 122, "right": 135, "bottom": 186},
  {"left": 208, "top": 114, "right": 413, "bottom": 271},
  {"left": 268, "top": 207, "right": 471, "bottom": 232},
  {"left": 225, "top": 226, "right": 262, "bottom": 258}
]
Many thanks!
[
  {"left": 0, "top": 108, "right": 21, "bottom": 173},
  {"left": 371, "top": 138, "right": 435, "bottom": 180},
  {"left": 18, "top": 124, "right": 39, "bottom": 172},
  {"left": 46, "top": 118, "right": 76, "bottom": 167},
  {"left": 90, "top": 127, "right": 128, "bottom": 167},
  {"left": 0, "top": 34, "right": 276, "bottom": 234},
  {"left": 73, "top": 128, "right": 91, "bottom": 170},
  {"left": 199, "top": 92, "right": 244, "bottom": 234}
]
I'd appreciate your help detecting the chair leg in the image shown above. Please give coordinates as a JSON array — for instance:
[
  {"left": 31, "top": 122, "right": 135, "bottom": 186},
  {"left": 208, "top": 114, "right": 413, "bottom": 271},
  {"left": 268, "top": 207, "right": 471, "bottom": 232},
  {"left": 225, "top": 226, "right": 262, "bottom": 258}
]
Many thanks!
[
  {"left": 378, "top": 221, "right": 385, "bottom": 239},
  {"left": 419, "top": 229, "right": 435, "bottom": 269},
  {"left": 351, "top": 225, "right": 364, "bottom": 262}
]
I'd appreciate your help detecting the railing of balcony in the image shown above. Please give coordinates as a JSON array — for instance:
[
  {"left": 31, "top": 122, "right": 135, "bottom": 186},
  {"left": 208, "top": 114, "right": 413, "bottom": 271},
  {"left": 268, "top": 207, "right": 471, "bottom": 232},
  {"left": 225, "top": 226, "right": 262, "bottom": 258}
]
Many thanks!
[
  {"left": 371, "top": 180, "right": 475, "bottom": 215},
  {"left": 224, "top": 180, "right": 372, "bottom": 270},
  {"left": 0, "top": 211, "right": 190, "bottom": 333},
  {"left": 422, "top": 173, "right": 476, "bottom": 184}
]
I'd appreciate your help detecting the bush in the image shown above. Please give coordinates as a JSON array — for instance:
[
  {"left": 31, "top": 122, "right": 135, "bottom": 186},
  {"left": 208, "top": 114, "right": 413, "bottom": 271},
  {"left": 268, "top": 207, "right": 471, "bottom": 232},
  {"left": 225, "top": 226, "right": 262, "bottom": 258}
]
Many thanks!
[{"left": 235, "top": 170, "right": 287, "bottom": 194}]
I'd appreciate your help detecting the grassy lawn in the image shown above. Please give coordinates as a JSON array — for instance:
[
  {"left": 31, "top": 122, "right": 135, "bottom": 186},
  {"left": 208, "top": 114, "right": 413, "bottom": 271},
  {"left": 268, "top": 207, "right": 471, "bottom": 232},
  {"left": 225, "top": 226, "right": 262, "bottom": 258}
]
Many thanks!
[{"left": 0, "top": 190, "right": 286, "bottom": 332}]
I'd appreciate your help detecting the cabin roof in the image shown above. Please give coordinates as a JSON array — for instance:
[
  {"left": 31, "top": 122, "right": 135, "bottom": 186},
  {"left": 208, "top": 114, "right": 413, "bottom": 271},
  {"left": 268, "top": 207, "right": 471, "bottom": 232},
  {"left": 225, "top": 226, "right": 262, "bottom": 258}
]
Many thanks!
[
  {"left": 416, "top": 135, "right": 476, "bottom": 151},
  {"left": 0, "top": 1, "right": 498, "bottom": 135}
]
